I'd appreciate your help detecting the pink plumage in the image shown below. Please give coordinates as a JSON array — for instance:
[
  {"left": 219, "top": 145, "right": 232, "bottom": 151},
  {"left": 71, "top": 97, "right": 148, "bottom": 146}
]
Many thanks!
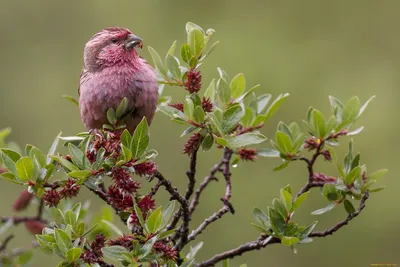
[{"left": 79, "top": 27, "right": 158, "bottom": 133}]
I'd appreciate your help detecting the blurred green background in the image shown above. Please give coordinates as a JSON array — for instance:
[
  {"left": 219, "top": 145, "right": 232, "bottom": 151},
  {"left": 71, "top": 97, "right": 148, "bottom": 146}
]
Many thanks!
[{"left": 0, "top": 0, "right": 398, "bottom": 266}]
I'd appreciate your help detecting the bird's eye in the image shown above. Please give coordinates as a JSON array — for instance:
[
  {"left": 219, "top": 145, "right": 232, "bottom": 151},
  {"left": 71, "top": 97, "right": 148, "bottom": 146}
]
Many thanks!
[{"left": 111, "top": 38, "right": 118, "bottom": 43}]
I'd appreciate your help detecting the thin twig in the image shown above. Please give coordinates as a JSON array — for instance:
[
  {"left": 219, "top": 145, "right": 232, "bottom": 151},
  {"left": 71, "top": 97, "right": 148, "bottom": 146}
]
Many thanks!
[
  {"left": 185, "top": 148, "right": 199, "bottom": 201},
  {"left": 0, "top": 217, "right": 47, "bottom": 225},
  {"left": 187, "top": 206, "right": 230, "bottom": 243},
  {"left": 195, "top": 236, "right": 280, "bottom": 267},
  {"left": 36, "top": 199, "right": 44, "bottom": 220},
  {"left": 310, "top": 191, "right": 369, "bottom": 237},
  {"left": 0, "top": 235, "right": 15, "bottom": 253}
]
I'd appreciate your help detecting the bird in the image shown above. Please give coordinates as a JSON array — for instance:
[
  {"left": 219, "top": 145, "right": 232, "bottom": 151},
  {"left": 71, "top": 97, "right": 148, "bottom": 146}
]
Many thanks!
[{"left": 78, "top": 27, "right": 158, "bottom": 133}]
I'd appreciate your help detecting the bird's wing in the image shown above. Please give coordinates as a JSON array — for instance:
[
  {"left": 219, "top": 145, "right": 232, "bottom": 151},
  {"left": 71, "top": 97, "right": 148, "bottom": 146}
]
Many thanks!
[{"left": 78, "top": 68, "right": 89, "bottom": 96}]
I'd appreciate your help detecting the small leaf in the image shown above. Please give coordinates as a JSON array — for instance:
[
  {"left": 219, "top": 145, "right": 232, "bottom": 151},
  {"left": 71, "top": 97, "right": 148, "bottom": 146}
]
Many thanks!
[
  {"left": 230, "top": 73, "right": 246, "bottom": 99},
  {"left": 221, "top": 105, "right": 243, "bottom": 134},
  {"left": 55, "top": 229, "right": 72, "bottom": 253},
  {"left": 257, "top": 148, "right": 280, "bottom": 157},
  {"left": 180, "top": 43, "right": 192, "bottom": 63},
  {"left": 344, "top": 199, "right": 356, "bottom": 214},
  {"left": 358, "top": 95, "right": 375, "bottom": 118},
  {"left": 280, "top": 189, "right": 292, "bottom": 212},
  {"left": 16, "top": 157, "right": 34, "bottom": 181},
  {"left": 166, "top": 55, "right": 181, "bottom": 80},
  {"left": 130, "top": 117, "right": 149, "bottom": 159},
  {"left": 203, "top": 79, "right": 216, "bottom": 102},
  {"left": 167, "top": 40, "right": 177, "bottom": 56},
  {"left": 297, "top": 221, "right": 318, "bottom": 239},
  {"left": 236, "top": 84, "right": 261, "bottom": 102},
  {"left": 66, "top": 248, "right": 82, "bottom": 262},
  {"left": 106, "top": 108, "right": 117, "bottom": 125},
  {"left": 369, "top": 169, "right": 388, "bottom": 181},
  {"left": 186, "top": 22, "right": 205, "bottom": 34},
  {"left": 101, "top": 220, "right": 123, "bottom": 236},
  {"left": 264, "top": 93, "right": 289, "bottom": 122},
  {"left": 188, "top": 28, "right": 205, "bottom": 58},
  {"left": 345, "top": 166, "right": 361, "bottom": 185},
  {"left": 161, "top": 201, "right": 176, "bottom": 228},
  {"left": 347, "top": 126, "right": 364, "bottom": 136},
  {"left": 217, "top": 78, "right": 231, "bottom": 106},
  {"left": 227, "top": 133, "right": 267, "bottom": 149},
  {"left": 148, "top": 46, "right": 168, "bottom": 75},
  {"left": 64, "top": 210, "right": 77, "bottom": 226},
  {"left": 311, "top": 110, "right": 326, "bottom": 138},
  {"left": 256, "top": 94, "right": 272, "bottom": 114},
  {"left": 139, "top": 235, "right": 158, "bottom": 259},
  {"left": 322, "top": 184, "right": 339, "bottom": 201},
  {"left": 292, "top": 192, "right": 310, "bottom": 211},
  {"left": 134, "top": 205, "right": 145, "bottom": 228},
  {"left": 62, "top": 95, "right": 79, "bottom": 106},
  {"left": 193, "top": 106, "right": 205, "bottom": 123},
  {"left": 101, "top": 246, "right": 129, "bottom": 261},
  {"left": 311, "top": 203, "right": 336, "bottom": 215},
  {"left": 116, "top": 97, "right": 129, "bottom": 119},
  {"left": 275, "top": 131, "right": 293, "bottom": 154},
  {"left": 68, "top": 143, "right": 85, "bottom": 169},
  {"left": 281, "top": 236, "right": 299, "bottom": 246},
  {"left": 146, "top": 207, "right": 163, "bottom": 233},
  {"left": 201, "top": 135, "right": 214, "bottom": 151},
  {"left": 68, "top": 170, "right": 91, "bottom": 180},
  {"left": 273, "top": 161, "right": 290, "bottom": 172}
]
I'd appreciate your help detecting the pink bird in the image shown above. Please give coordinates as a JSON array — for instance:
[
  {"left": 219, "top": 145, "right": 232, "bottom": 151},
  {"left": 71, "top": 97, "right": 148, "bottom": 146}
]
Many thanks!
[{"left": 79, "top": 27, "right": 158, "bottom": 133}]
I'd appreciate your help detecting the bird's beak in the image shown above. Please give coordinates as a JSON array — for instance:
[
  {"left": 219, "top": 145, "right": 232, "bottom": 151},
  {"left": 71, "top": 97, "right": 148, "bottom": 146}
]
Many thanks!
[{"left": 125, "top": 34, "right": 143, "bottom": 50}]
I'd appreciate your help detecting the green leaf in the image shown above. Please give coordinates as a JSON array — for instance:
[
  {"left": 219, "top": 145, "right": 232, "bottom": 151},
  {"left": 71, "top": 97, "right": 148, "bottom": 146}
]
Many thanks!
[
  {"left": 236, "top": 84, "right": 261, "bottom": 102},
  {"left": 347, "top": 126, "right": 364, "bottom": 136},
  {"left": 161, "top": 201, "right": 176, "bottom": 228},
  {"left": 311, "top": 110, "right": 326, "bottom": 138},
  {"left": 16, "top": 157, "right": 34, "bottom": 181},
  {"left": 214, "top": 135, "right": 228, "bottom": 147},
  {"left": 311, "top": 203, "right": 336, "bottom": 215},
  {"left": 188, "top": 28, "right": 205, "bottom": 58},
  {"left": 120, "top": 130, "right": 131, "bottom": 148},
  {"left": 68, "top": 170, "right": 91, "bottom": 180},
  {"left": 345, "top": 166, "right": 361, "bottom": 185},
  {"left": 257, "top": 94, "right": 272, "bottom": 114},
  {"left": 292, "top": 191, "right": 310, "bottom": 212},
  {"left": 148, "top": 46, "right": 167, "bottom": 76},
  {"left": 253, "top": 208, "right": 270, "bottom": 226},
  {"left": 203, "top": 79, "right": 216, "bottom": 103},
  {"left": 280, "top": 189, "right": 292, "bottom": 212},
  {"left": 101, "top": 246, "right": 129, "bottom": 261},
  {"left": 241, "top": 108, "right": 254, "bottom": 127},
  {"left": 121, "top": 144, "right": 132, "bottom": 162},
  {"left": 341, "top": 96, "right": 361, "bottom": 124},
  {"left": 297, "top": 221, "right": 318, "bottom": 239},
  {"left": 101, "top": 220, "right": 123, "bottom": 236},
  {"left": 358, "top": 95, "right": 375, "bottom": 118},
  {"left": 273, "top": 161, "right": 290, "bottom": 172},
  {"left": 29, "top": 147, "right": 46, "bottom": 168},
  {"left": 166, "top": 55, "right": 181, "bottom": 80},
  {"left": 227, "top": 133, "right": 267, "bottom": 149},
  {"left": 186, "top": 241, "right": 204, "bottom": 260},
  {"left": 130, "top": 117, "right": 149, "bottom": 159},
  {"left": 146, "top": 207, "right": 163, "bottom": 233},
  {"left": 344, "top": 199, "right": 356, "bottom": 214},
  {"left": 62, "top": 95, "right": 79, "bottom": 106},
  {"left": 281, "top": 236, "right": 299, "bottom": 246},
  {"left": 217, "top": 78, "right": 231, "bottom": 106},
  {"left": 230, "top": 73, "right": 246, "bottom": 99},
  {"left": 139, "top": 235, "right": 158, "bottom": 259},
  {"left": 55, "top": 229, "right": 72, "bottom": 253},
  {"left": 201, "top": 135, "right": 214, "bottom": 151},
  {"left": 264, "top": 93, "right": 289, "bottom": 122},
  {"left": 322, "top": 184, "right": 339, "bottom": 201},
  {"left": 268, "top": 207, "right": 286, "bottom": 236},
  {"left": 0, "top": 172, "right": 22, "bottom": 184},
  {"left": 186, "top": 22, "right": 205, "bottom": 34},
  {"left": 180, "top": 43, "right": 192, "bottom": 63},
  {"left": 167, "top": 40, "right": 177, "bottom": 56},
  {"left": 369, "top": 169, "right": 388, "bottom": 181},
  {"left": 275, "top": 131, "right": 293, "bottom": 153},
  {"left": 47, "top": 132, "right": 61, "bottom": 165},
  {"left": 193, "top": 106, "right": 205, "bottom": 123},
  {"left": 106, "top": 108, "right": 117, "bottom": 125},
  {"left": 208, "top": 113, "right": 223, "bottom": 136},
  {"left": 201, "top": 41, "right": 219, "bottom": 61},
  {"left": 257, "top": 148, "right": 280, "bottom": 157},
  {"left": 116, "top": 97, "right": 129, "bottom": 119},
  {"left": 221, "top": 105, "right": 243, "bottom": 134},
  {"left": 68, "top": 144, "right": 85, "bottom": 169},
  {"left": 369, "top": 186, "right": 385, "bottom": 193},
  {"left": 1, "top": 148, "right": 21, "bottom": 175},
  {"left": 16, "top": 249, "right": 33, "bottom": 265},
  {"left": 222, "top": 259, "right": 230, "bottom": 267},
  {"left": 66, "top": 248, "right": 82, "bottom": 262},
  {"left": 134, "top": 205, "right": 145, "bottom": 228},
  {"left": 64, "top": 210, "right": 77, "bottom": 226}
]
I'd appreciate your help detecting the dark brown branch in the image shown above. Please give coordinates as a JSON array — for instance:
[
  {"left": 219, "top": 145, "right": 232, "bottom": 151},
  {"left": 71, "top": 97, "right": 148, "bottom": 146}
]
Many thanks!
[
  {"left": 195, "top": 236, "right": 280, "bottom": 267},
  {"left": 189, "top": 157, "right": 224, "bottom": 215},
  {"left": 220, "top": 149, "right": 234, "bottom": 214},
  {"left": 185, "top": 147, "right": 199, "bottom": 201},
  {"left": 310, "top": 190, "right": 369, "bottom": 237},
  {"left": 187, "top": 206, "right": 230, "bottom": 243},
  {"left": 36, "top": 199, "right": 44, "bottom": 220},
  {"left": 0, "top": 235, "right": 15, "bottom": 253},
  {"left": 154, "top": 171, "right": 190, "bottom": 243}
]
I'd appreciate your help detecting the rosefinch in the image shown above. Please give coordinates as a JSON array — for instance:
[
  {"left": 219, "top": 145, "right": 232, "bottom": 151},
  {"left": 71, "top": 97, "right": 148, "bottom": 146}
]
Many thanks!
[{"left": 79, "top": 27, "right": 158, "bottom": 133}]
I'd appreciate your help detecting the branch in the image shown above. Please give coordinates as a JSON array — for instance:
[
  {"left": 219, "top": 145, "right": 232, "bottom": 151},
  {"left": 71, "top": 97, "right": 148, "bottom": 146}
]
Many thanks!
[
  {"left": 187, "top": 206, "right": 229, "bottom": 243},
  {"left": 310, "top": 190, "right": 369, "bottom": 237},
  {"left": 195, "top": 236, "right": 280, "bottom": 267},
  {"left": 0, "top": 216, "right": 47, "bottom": 225},
  {"left": 185, "top": 148, "right": 199, "bottom": 201},
  {"left": 189, "top": 156, "right": 224, "bottom": 214},
  {"left": 0, "top": 235, "right": 15, "bottom": 253},
  {"left": 153, "top": 171, "right": 190, "bottom": 243}
]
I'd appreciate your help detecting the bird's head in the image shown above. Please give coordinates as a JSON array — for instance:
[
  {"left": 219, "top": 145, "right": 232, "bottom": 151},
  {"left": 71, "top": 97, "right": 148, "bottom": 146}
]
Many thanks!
[{"left": 83, "top": 27, "right": 143, "bottom": 71}]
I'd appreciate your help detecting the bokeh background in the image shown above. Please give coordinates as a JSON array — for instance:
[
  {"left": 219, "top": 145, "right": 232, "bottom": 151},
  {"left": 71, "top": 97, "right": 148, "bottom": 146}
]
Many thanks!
[{"left": 0, "top": 1, "right": 398, "bottom": 266}]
